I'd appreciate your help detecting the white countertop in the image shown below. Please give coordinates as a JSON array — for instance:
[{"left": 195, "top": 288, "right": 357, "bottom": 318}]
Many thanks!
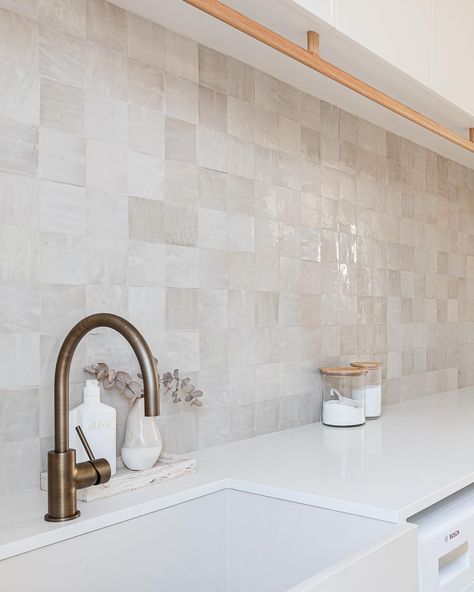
[{"left": 2, "top": 386, "right": 474, "bottom": 561}]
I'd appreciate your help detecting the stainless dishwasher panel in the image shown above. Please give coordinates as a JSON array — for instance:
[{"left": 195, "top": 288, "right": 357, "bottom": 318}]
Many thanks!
[{"left": 409, "top": 485, "right": 474, "bottom": 592}]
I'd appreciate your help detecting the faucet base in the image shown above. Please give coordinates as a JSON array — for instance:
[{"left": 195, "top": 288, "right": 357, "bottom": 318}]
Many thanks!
[{"left": 44, "top": 510, "right": 81, "bottom": 522}]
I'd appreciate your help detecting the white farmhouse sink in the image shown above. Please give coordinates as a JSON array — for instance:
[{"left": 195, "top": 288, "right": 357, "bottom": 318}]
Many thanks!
[{"left": 1, "top": 489, "right": 417, "bottom": 592}]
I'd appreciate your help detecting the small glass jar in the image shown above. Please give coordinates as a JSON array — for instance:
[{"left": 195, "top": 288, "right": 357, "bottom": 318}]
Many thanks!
[
  {"left": 320, "top": 367, "right": 367, "bottom": 427},
  {"left": 350, "top": 361, "right": 382, "bottom": 419}
]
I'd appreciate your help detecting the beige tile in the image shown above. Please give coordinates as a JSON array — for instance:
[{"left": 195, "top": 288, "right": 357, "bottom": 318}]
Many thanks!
[
  {"left": 229, "top": 251, "right": 255, "bottom": 290},
  {"left": 39, "top": 127, "right": 85, "bottom": 185},
  {"left": 40, "top": 77, "right": 84, "bottom": 134},
  {"left": 39, "top": 231, "right": 86, "bottom": 284},
  {"left": 165, "top": 161, "right": 198, "bottom": 206},
  {"left": 128, "top": 196, "right": 164, "bottom": 243},
  {"left": 166, "top": 287, "right": 198, "bottom": 330},
  {"left": 85, "top": 284, "right": 128, "bottom": 318},
  {"left": 128, "top": 286, "right": 165, "bottom": 336},
  {"left": 230, "top": 403, "right": 255, "bottom": 441},
  {"left": 128, "top": 58, "right": 164, "bottom": 110},
  {"left": 199, "top": 289, "right": 227, "bottom": 329},
  {"left": 0, "top": 63, "right": 39, "bottom": 124},
  {"left": 0, "top": 438, "right": 40, "bottom": 496},
  {"left": 301, "top": 126, "right": 320, "bottom": 162},
  {"left": 165, "top": 29, "right": 198, "bottom": 82},
  {"left": 39, "top": 26, "right": 85, "bottom": 86},
  {"left": 165, "top": 117, "right": 196, "bottom": 163},
  {"left": 228, "top": 96, "right": 254, "bottom": 142},
  {"left": 227, "top": 135, "right": 255, "bottom": 179},
  {"left": 0, "top": 117, "right": 38, "bottom": 176},
  {"left": 38, "top": 179, "right": 86, "bottom": 235},
  {"left": 227, "top": 56, "right": 254, "bottom": 102},
  {"left": 200, "top": 329, "right": 228, "bottom": 369},
  {"left": 164, "top": 203, "right": 197, "bottom": 247},
  {"left": 85, "top": 236, "right": 127, "bottom": 285},
  {"left": 255, "top": 291, "right": 279, "bottom": 327},
  {"left": 228, "top": 289, "right": 255, "bottom": 328},
  {"left": 197, "top": 127, "right": 228, "bottom": 172},
  {"left": 278, "top": 116, "right": 300, "bottom": 156},
  {"left": 0, "top": 225, "right": 37, "bottom": 281},
  {"left": 87, "top": 0, "right": 127, "bottom": 54},
  {"left": 165, "top": 73, "right": 198, "bottom": 124},
  {"left": 198, "top": 407, "right": 230, "bottom": 448},
  {"left": 0, "top": 171, "right": 37, "bottom": 228},
  {"left": 128, "top": 240, "right": 165, "bottom": 287},
  {"left": 87, "top": 188, "right": 128, "bottom": 239},
  {"left": 165, "top": 330, "right": 199, "bottom": 371},
  {"left": 198, "top": 84, "right": 226, "bottom": 131},
  {"left": 199, "top": 248, "right": 228, "bottom": 289},
  {"left": 301, "top": 294, "right": 320, "bottom": 327},
  {"left": 128, "top": 149, "right": 164, "bottom": 199},
  {"left": 0, "top": 0, "right": 37, "bottom": 18},
  {"left": 86, "top": 42, "right": 127, "bottom": 99},
  {"left": 198, "top": 44, "right": 227, "bottom": 92},
  {"left": 228, "top": 214, "right": 254, "bottom": 252},
  {"left": 0, "top": 173, "right": 38, "bottom": 228},
  {"left": 0, "top": 281, "right": 39, "bottom": 332},
  {"left": 255, "top": 399, "right": 279, "bottom": 435},
  {"left": 253, "top": 107, "right": 278, "bottom": 149},
  {"left": 198, "top": 207, "right": 227, "bottom": 250},
  {"left": 199, "top": 167, "right": 226, "bottom": 210},
  {"left": 85, "top": 90, "right": 127, "bottom": 145},
  {"left": 39, "top": 0, "right": 86, "bottom": 37},
  {"left": 40, "top": 284, "right": 85, "bottom": 334},
  {"left": 0, "top": 6, "right": 38, "bottom": 70},
  {"left": 86, "top": 139, "right": 126, "bottom": 192},
  {"left": 166, "top": 245, "right": 199, "bottom": 288},
  {"left": 0, "top": 388, "right": 39, "bottom": 441},
  {"left": 127, "top": 11, "right": 164, "bottom": 69}
]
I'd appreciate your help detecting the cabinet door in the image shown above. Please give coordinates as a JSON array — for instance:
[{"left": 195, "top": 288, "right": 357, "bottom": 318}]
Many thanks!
[
  {"left": 292, "top": 0, "right": 335, "bottom": 25},
  {"left": 432, "top": 0, "right": 474, "bottom": 116},
  {"left": 335, "top": 0, "right": 432, "bottom": 86}
]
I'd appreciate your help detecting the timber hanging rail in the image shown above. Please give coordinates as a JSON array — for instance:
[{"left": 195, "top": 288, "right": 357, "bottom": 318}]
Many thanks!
[{"left": 183, "top": 0, "right": 474, "bottom": 154}]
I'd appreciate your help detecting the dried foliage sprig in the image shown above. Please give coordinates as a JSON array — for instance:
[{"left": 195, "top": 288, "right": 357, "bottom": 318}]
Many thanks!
[
  {"left": 160, "top": 369, "right": 203, "bottom": 407},
  {"left": 84, "top": 359, "right": 204, "bottom": 407}
]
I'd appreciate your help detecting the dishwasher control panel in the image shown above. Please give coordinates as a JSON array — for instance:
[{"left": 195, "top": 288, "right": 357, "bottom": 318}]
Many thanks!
[{"left": 409, "top": 485, "right": 474, "bottom": 592}]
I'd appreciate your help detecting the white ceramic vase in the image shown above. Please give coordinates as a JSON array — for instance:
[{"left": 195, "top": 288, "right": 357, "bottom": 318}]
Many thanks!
[{"left": 121, "top": 397, "right": 162, "bottom": 471}]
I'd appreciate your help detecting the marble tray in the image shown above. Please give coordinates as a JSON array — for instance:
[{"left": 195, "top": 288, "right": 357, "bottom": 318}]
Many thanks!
[{"left": 41, "top": 453, "right": 197, "bottom": 502}]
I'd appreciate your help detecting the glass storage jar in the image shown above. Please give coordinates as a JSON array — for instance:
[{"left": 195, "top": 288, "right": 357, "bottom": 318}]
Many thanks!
[
  {"left": 320, "top": 367, "right": 367, "bottom": 427},
  {"left": 350, "top": 361, "right": 382, "bottom": 419}
]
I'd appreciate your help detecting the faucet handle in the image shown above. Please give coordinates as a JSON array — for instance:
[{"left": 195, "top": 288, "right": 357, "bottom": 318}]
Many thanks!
[
  {"left": 75, "top": 425, "right": 96, "bottom": 461},
  {"left": 75, "top": 425, "right": 111, "bottom": 487}
]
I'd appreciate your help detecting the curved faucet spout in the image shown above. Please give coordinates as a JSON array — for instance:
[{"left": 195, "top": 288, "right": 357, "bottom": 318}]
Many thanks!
[
  {"left": 54, "top": 313, "right": 160, "bottom": 453},
  {"left": 46, "top": 313, "right": 160, "bottom": 522}
]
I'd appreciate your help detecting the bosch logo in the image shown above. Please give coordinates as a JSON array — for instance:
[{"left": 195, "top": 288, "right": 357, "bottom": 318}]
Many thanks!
[{"left": 444, "top": 530, "right": 460, "bottom": 543}]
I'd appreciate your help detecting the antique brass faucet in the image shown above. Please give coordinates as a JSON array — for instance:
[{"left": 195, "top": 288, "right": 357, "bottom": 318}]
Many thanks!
[{"left": 45, "top": 313, "right": 160, "bottom": 522}]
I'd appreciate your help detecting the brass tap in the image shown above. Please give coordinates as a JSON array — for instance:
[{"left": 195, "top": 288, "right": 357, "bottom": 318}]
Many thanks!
[{"left": 45, "top": 313, "right": 160, "bottom": 522}]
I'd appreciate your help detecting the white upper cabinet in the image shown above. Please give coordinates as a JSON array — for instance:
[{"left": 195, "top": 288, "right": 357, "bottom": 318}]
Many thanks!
[
  {"left": 334, "top": 0, "right": 432, "bottom": 86},
  {"left": 292, "top": 0, "right": 474, "bottom": 117},
  {"left": 432, "top": 0, "right": 474, "bottom": 116},
  {"left": 291, "top": 0, "right": 336, "bottom": 25}
]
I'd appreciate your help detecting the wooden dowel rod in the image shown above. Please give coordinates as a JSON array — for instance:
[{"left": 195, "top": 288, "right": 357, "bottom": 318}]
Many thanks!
[
  {"left": 307, "top": 30, "right": 319, "bottom": 55},
  {"left": 183, "top": 0, "right": 474, "bottom": 154},
  {"left": 470, "top": 128, "right": 474, "bottom": 143}
]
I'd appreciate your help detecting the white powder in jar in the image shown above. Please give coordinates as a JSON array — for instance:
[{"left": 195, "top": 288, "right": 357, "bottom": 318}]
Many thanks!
[
  {"left": 322, "top": 400, "right": 365, "bottom": 427},
  {"left": 352, "top": 385, "right": 382, "bottom": 418}
]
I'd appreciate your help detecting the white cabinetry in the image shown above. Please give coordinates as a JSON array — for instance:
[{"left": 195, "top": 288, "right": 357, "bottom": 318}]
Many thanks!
[
  {"left": 432, "top": 0, "right": 474, "bottom": 116},
  {"left": 335, "top": 0, "right": 432, "bottom": 86},
  {"left": 291, "top": 0, "right": 335, "bottom": 25},
  {"left": 292, "top": 0, "right": 474, "bottom": 118}
]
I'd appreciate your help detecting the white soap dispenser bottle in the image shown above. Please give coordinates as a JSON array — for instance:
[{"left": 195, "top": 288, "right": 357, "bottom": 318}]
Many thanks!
[{"left": 69, "top": 379, "right": 117, "bottom": 476}]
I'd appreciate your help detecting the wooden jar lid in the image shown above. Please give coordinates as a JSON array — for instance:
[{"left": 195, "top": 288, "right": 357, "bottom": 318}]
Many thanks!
[
  {"left": 320, "top": 366, "right": 367, "bottom": 376},
  {"left": 350, "top": 361, "right": 382, "bottom": 369}
]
